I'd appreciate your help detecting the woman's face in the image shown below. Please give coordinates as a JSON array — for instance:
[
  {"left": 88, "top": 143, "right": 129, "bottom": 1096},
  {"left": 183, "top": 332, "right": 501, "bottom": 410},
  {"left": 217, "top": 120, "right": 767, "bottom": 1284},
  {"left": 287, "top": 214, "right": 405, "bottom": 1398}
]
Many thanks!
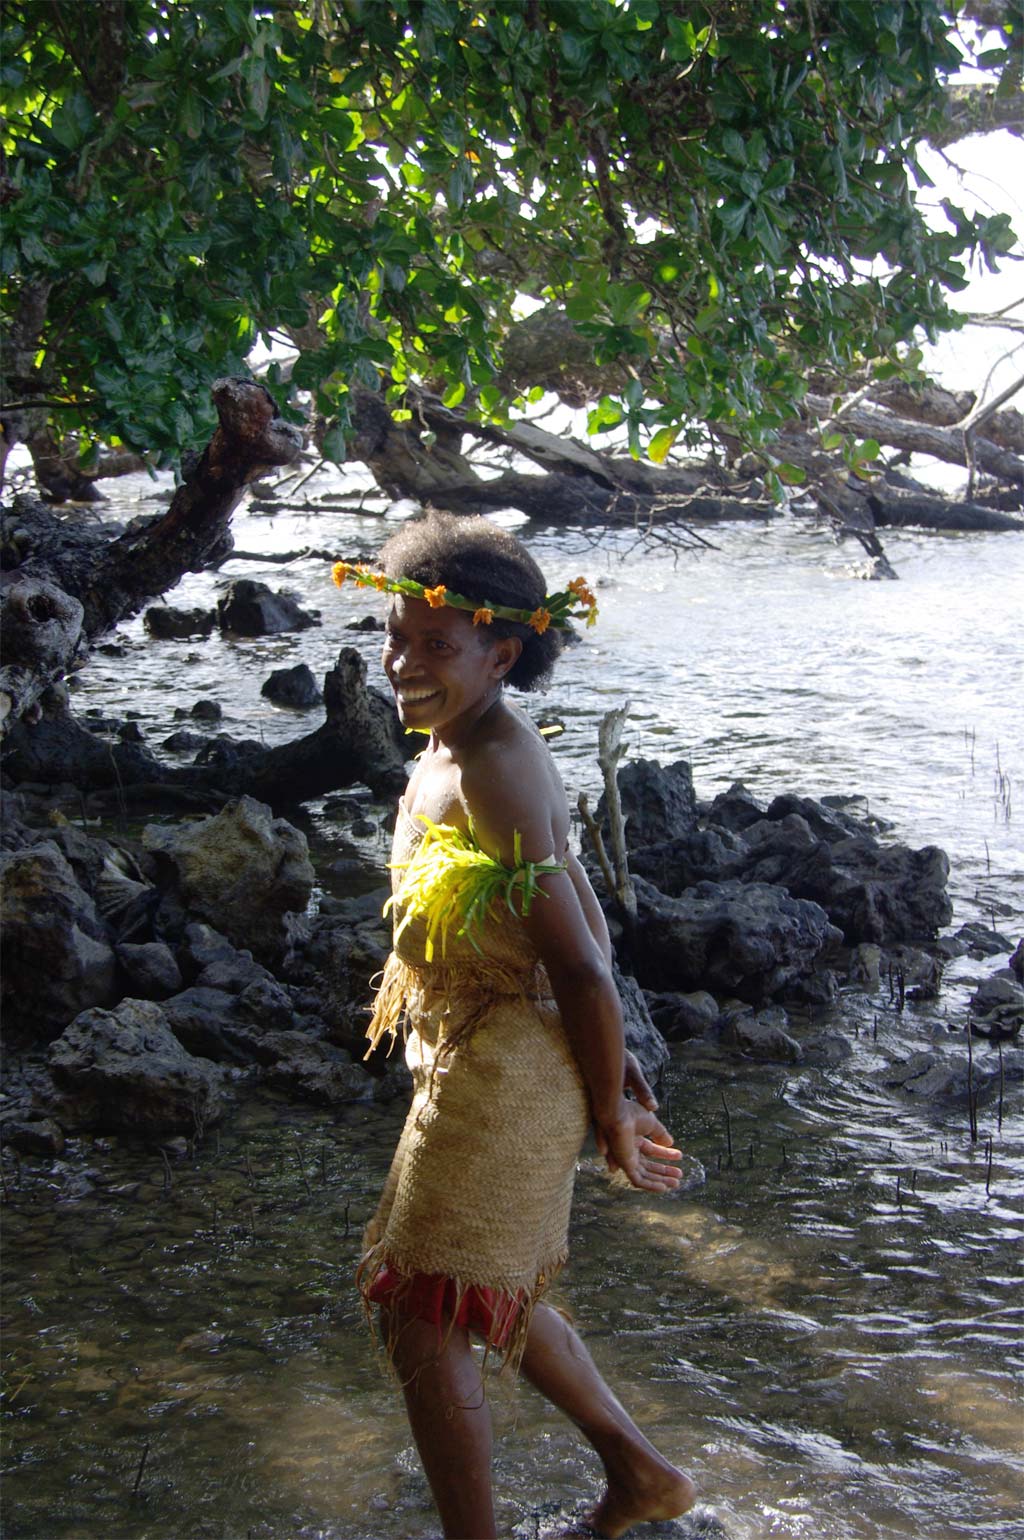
[{"left": 381, "top": 594, "right": 519, "bottom": 737}]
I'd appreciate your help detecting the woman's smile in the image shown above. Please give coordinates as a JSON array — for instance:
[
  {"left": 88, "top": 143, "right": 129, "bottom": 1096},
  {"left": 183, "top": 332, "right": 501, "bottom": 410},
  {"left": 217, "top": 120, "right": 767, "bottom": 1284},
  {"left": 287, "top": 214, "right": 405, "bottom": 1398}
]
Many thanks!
[{"left": 382, "top": 594, "right": 519, "bottom": 742}]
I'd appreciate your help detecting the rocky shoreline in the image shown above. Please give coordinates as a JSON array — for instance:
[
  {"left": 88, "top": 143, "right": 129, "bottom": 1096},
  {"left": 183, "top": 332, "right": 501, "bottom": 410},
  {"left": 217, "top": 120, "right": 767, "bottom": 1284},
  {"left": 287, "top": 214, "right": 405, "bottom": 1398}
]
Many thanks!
[{"left": 2, "top": 741, "right": 1021, "bottom": 1163}]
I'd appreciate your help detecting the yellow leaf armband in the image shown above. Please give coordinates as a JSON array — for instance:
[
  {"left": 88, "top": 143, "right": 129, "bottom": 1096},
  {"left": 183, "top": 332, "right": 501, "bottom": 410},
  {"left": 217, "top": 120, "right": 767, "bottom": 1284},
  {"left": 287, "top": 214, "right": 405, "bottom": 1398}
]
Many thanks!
[{"left": 386, "top": 816, "right": 565, "bottom": 962}]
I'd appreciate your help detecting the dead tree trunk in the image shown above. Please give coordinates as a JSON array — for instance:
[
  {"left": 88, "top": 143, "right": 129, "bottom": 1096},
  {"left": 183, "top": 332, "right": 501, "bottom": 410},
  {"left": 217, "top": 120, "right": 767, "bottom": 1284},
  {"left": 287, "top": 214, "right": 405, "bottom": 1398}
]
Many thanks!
[
  {"left": 1, "top": 649, "right": 408, "bottom": 809},
  {"left": 1, "top": 379, "right": 303, "bottom": 734}
]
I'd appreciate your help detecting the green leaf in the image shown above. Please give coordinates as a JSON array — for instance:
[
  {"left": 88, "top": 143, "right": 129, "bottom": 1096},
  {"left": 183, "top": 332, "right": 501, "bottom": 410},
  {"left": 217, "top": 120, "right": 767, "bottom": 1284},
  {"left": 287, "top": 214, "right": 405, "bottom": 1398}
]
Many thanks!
[
  {"left": 776, "top": 461, "right": 807, "bottom": 485},
  {"left": 442, "top": 380, "right": 466, "bottom": 408},
  {"left": 821, "top": 430, "right": 844, "bottom": 451},
  {"left": 648, "top": 426, "right": 680, "bottom": 464},
  {"left": 321, "top": 422, "right": 348, "bottom": 463}
]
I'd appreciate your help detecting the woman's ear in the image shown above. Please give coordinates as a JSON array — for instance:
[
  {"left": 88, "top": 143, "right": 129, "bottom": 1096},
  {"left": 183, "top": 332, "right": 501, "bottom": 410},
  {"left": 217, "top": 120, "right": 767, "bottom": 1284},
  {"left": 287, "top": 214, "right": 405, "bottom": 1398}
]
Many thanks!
[{"left": 492, "top": 635, "right": 523, "bottom": 679}]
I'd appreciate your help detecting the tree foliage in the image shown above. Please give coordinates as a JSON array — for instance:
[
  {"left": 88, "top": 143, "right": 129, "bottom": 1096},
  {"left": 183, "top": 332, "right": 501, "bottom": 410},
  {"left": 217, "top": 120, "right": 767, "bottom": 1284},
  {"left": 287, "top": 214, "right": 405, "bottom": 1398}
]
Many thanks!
[{"left": 1, "top": 0, "right": 1020, "bottom": 478}]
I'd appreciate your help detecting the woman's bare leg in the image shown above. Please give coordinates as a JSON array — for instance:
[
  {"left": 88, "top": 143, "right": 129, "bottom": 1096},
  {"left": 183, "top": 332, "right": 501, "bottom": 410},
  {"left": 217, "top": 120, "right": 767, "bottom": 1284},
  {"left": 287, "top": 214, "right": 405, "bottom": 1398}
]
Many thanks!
[
  {"left": 521, "top": 1303, "right": 696, "bottom": 1539},
  {"left": 385, "top": 1308, "right": 497, "bottom": 1540}
]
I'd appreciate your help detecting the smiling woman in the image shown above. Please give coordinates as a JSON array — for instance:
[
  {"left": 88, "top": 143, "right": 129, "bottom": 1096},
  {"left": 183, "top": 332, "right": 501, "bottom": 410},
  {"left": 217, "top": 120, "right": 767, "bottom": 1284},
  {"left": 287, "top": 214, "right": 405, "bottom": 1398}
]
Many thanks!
[{"left": 341, "top": 510, "right": 695, "bottom": 1540}]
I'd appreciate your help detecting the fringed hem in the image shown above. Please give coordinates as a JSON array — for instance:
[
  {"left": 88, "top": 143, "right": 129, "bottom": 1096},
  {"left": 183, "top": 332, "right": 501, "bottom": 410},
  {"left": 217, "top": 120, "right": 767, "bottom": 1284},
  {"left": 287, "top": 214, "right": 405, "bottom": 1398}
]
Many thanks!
[
  {"left": 356, "top": 1239, "right": 567, "bottom": 1379},
  {"left": 364, "top": 952, "right": 409, "bottom": 1059}
]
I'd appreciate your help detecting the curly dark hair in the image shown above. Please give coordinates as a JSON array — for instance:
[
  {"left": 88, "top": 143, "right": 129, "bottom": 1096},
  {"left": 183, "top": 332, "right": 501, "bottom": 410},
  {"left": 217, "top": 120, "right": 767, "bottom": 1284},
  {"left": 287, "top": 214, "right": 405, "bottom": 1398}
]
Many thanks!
[{"left": 377, "top": 511, "right": 564, "bottom": 691}]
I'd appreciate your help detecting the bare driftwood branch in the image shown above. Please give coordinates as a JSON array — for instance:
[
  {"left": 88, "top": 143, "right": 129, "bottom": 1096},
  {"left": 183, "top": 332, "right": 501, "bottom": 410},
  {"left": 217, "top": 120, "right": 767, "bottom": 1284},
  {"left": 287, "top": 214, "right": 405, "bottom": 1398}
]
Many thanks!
[
  {"left": 597, "top": 704, "right": 637, "bottom": 920},
  {"left": 577, "top": 790, "right": 616, "bottom": 901}
]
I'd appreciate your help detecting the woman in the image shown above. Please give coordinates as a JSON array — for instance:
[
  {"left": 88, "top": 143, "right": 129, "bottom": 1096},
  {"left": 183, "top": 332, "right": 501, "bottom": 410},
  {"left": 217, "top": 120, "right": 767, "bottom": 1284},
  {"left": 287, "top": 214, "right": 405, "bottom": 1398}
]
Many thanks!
[{"left": 335, "top": 512, "right": 695, "bottom": 1539}]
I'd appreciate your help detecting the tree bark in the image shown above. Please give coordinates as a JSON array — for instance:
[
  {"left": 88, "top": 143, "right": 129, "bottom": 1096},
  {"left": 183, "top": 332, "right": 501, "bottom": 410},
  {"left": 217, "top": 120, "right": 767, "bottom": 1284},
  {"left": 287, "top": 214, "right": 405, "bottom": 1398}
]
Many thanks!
[
  {"left": 802, "top": 393, "right": 1024, "bottom": 484},
  {"left": 1, "top": 379, "right": 303, "bottom": 734}
]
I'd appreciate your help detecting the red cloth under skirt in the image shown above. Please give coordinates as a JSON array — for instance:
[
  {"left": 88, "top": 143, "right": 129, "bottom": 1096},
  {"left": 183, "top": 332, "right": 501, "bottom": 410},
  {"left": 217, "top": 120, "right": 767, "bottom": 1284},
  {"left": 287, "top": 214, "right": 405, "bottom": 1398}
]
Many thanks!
[{"left": 366, "top": 1263, "right": 526, "bottom": 1351}]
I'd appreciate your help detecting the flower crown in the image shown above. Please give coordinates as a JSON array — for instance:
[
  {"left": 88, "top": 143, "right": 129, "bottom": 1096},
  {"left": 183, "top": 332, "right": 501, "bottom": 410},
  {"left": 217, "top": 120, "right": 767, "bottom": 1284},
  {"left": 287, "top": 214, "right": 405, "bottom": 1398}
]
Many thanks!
[{"left": 331, "top": 562, "right": 598, "bottom": 634}]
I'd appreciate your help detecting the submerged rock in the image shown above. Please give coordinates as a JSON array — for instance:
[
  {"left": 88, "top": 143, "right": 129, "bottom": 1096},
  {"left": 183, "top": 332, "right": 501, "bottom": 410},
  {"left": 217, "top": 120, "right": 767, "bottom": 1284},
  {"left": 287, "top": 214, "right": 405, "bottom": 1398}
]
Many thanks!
[
  {"left": 710, "top": 1005, "right": 804, "bottom": 1063},
  {"left": 48, "top": 998, "right": 232, "bottom": 1137},
  {"left": 970, "top": 972, "right": 1024, "bottom": 1036},
  {"left": 142, "top": 796, "right": 314, "bottom": 964},
  {"left": 216, "top": 578, "right": 318, "bottom": 636},
  {"left": 261, "top": 662, "right": 323, "bottom": 708},
  {"left": 144, "top": 605, "right": 215, "bottom": 639}
]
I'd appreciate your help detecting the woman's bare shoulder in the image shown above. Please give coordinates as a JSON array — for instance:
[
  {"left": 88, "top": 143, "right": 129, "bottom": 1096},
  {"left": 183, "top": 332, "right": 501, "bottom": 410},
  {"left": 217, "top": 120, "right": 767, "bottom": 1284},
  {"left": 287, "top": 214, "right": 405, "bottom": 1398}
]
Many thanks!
[{"left": 459, "top": 707, "right": 567, "bottom": 860}]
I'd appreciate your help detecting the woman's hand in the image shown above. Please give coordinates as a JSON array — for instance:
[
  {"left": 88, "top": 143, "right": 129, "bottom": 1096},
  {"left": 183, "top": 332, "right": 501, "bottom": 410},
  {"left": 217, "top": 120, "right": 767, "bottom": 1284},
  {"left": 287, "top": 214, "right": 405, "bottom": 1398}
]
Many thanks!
[
  {"left": 595, "top": 1098, "right": 683, "bottom": 1193},
  {"left": 623, "top": 1048, "right": 658, "bottom": 1111}
]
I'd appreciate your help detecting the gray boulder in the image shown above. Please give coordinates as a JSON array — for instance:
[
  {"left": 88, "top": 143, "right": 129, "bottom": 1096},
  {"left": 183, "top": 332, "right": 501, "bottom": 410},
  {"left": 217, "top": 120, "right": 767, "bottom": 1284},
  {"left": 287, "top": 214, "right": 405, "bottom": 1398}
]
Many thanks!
[
  {"left": 216, "top": 579, "right": 318, "bottom": 636},
  {"left": 261, "top": 663, "right": 323, "bottom": 708},
  {"left": 116, "top": 942, "right": 183, "bottom": 1000},
  {"left": 645, "top": 989, "right": 720, "bottom": 1041},
  {"left": 48, "top": 998, "right": 231, "bottom": 1136},
  {"left": 956, "top": 922, "right": 1016, "bottom": 958},
  {"left": 142, "top": 796, "right": 314, "bottom": 963},
  {"left": 631, "top": 874, "right": 840, "bottom": 1004},
  {"left": 257, "top": 1033, "right": 375, "bottom": 1104},
  {"left": 970, "top": 973, "right": 1024, "bottom": 1035},
  {"left": 162, "top": 985, "right": 246, "bottom": 1062},
  {"left": 710, "top": 1005, "right": 804, "bottom": 1063},
  {"left": 0, "top": 841, "right": 117, "bottom": 1038},
  {"left": 0, "top": 1115, "right": 66, "bottom": 1157},
  {"left": 615, "top": 965, "right": 669, "bottom": 1083},
  {"left": 144, "top": 605, "right": 215, "bottom": 639}
]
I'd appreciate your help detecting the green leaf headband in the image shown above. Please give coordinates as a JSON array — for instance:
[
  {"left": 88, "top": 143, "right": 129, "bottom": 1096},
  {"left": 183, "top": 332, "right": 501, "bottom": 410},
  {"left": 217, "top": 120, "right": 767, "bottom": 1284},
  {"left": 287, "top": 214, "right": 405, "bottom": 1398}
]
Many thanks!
[{"left": 331, "top": 562, "right": 598, "bottom": 632}]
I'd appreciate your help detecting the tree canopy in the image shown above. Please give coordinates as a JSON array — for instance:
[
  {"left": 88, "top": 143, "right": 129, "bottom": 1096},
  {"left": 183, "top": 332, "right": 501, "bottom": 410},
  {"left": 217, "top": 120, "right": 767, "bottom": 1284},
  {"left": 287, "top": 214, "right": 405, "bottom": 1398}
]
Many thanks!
[{"left": 1, "top": 0, "right": 1021, "bottom": 490}]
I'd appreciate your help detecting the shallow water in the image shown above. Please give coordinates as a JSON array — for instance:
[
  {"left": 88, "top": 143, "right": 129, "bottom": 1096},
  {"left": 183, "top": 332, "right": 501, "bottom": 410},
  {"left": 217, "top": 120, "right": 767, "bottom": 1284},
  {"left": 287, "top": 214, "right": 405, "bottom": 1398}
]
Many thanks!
[{"left": 3, "top": 477, "right": 1023, "bottom": 1538}]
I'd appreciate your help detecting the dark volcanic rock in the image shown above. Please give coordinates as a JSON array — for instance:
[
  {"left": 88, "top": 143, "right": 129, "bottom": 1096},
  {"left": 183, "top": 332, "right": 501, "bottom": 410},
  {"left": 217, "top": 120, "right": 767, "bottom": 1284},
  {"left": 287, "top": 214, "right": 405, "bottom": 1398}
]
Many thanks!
[
  {"left": 0, "top": 841, "right": 117, "bottom": 1039},
  {"left": 760, "top": 836, "right": 953, "bottom": 944},
  {"left": 704, "top": 781, "right": 765, "bottom": 834},
  {"left": 630, "top": 874, "right": 840, "bottom": 1004},
  {"left": 645, "top": 989, "right": 720, "bottom": 1041},
  {"left": 261, "top": 663, "right": 323, "bottom": 708},
  {"left": 956, "top": 922, "right": 1016, "bottom": 959},
  {"left": 257, "top": 1034, "right": 375, "bottom": 1103},
  {"left": 216, "top": 579, "right": 318, "bottom": 636},
  {"left": 144, "top": 605, "right": 216, "bottom": 639},
  {"left": 615, "top": 965, "right": 669, "bottom": 1083},
  {"left": 0, "top": 1115, "right": 66, "bottom": 1157},
  {"left": 969, "top": 973, "right": 1024, "bottom": 1035},
  {"left": 710, "top": 1005, "right": 804, "bottom": 1063},
  {"left": 597, "top": 758, "right": 698, "bottom": 850},
  {"left": 630, "top": 827, "right": 748, "bottom": 894},
  {"left": 49, "top": 999, "right": 231, "bottom": 1136},
  {"left": 116, "top": 941, "right": 183, "bottom": 1000}
]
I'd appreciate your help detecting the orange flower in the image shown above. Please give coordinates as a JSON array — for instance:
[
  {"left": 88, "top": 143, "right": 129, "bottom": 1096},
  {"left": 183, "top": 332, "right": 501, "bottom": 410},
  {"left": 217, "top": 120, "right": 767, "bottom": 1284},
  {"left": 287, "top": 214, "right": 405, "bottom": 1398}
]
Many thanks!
[
  {"left": 370, "top": 572, "right": 389, "bottom": 591},
  {"left": 331, "top": 562, "right": 350, "bottom": 588},
  {"left": 528, "top": 607, "right": 552, "bottom": 635},
  {"left": 568, "top": 575, "right": 596, "bottom": 606},
  {"left": 423, "top": 584, "right": 448, "bottom": 608},
  {"left": 472, "top": 607, "right": 494, "bottom": 626}
]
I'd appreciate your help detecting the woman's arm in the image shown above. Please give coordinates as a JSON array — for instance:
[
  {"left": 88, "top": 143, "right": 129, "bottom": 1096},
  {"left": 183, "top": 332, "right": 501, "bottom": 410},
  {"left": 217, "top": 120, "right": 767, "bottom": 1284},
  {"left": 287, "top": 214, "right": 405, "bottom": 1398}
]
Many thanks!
[{"left": 462, "top": 747, "right": 681, "bottom": 1193}]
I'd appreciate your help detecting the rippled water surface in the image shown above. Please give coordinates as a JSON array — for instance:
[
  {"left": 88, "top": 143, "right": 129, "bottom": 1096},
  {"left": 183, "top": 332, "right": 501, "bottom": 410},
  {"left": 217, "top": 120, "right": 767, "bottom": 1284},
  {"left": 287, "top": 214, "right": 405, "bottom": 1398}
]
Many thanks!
[{"left": 3, "top": 478, "right": 1022, "bottom": 1538}]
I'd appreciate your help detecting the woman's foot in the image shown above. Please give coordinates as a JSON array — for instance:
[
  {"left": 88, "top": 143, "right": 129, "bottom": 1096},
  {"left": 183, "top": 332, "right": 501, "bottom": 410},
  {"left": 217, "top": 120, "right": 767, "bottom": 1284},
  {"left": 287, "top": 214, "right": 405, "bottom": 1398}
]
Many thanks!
[{"left": 582, "top": 1451, "right": 697, "bottom": 1538}]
